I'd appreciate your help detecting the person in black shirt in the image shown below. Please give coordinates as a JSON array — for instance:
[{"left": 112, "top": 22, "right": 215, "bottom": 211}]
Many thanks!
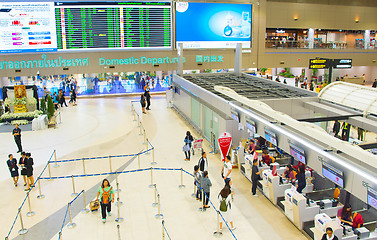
[
  {"left": 7, "top": 154, "right": 19, "bottom": 187},
  {"left": 251, "top": 159, "right": 264, "bottom": 196},
  {"left": 144, "top": 84, "right": 151, "bottom": 110},
  {"left": 140, "top": 94, "right": 147, "bottom": 114},
  {"left": 19, "top": 152, "right": 27, "bottom": 187},
  {"left": 24, "top": 153, "right": 34, "bottom": 191},
  {"left": 372, "top": 79, "right": 377, "bottom": 88},
  {"left": 333, "top": 120, "right": 340, "bottom": 138},
  {"left": 184, "top": 131, "right": 194, "bottom": 161},
  {"left": 12, "top": 124, "right": 22, "bottom": 153},
  {"left": 296, "top": 164, "right": 306, "bottom": 193}
]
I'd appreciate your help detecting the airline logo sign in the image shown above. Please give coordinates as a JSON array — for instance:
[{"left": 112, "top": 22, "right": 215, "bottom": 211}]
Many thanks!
[
  {"left": 218, "top": 132, "right": 232, "bottom": 162},
  {"left": 309, "top": 58, "right": 331, "bottom": 69}
]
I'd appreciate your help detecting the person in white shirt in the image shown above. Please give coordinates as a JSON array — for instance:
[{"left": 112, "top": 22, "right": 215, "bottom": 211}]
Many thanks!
[
  {"left": 221, "top": 156, "right": 232, "bottom": 184},
  {"left": 218, "top": 186, "right": 236, "bottom": 232},
  {"left": 198, "top": 151, "right": 208, "bottom": 173}
]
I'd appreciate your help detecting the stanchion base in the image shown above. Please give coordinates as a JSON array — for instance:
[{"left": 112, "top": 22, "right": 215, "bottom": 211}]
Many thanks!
[
  {"left": 143, "top": 142, "right": 147, "bottom": 145},
  {"left": 115, "top": 189, "right": 122, "bottom": 193},
  {"left": 138, "top": 133, "right": 143, "bottom": 136},
  {"left": 178, "top": 185, "right": 186, "bottom": 189},
  {"left": 213, "top": 231, "right": 223, "bottom": 238},
  {"left": 67, "top": 223, "right": 76, "bottom": 229},
  {"left": 37, "top": 194, "right": 45, "bottom": 199},
  {"left": 148, "top": 184, "right": 155, "bottom": 188},
  {"left": 115, "top": 201, "right": 123, "bottom": 206},
  {"left": 198, "top": 207, "right": 206, "bottom": 212},
  {"left": 145, "top": 151, "right": 151, "bottom": 155},
  {"left": 18, "top": 228, "right": 28, "bottom": 235},
  {"left": 115, "top": 217, "right": 124, "bottom": 223},
  {"left": 191, "top": 193, "right": 196, "bottom": 198},
  {"left": 71, "top": 193, "right": 78, "bottom": 197},
  {"left": 53, "top": 164, "right": 60, "bottom": 168},
  {"left": 81, "top": 209, "right": 90, "bottom": 214},
  {"left": 26, "top": 211, "right": 35, "bottom": 217},
  {"left": 155, "top": 214, "right": 163, "bottom": 219},
  {"left": 150, "top": 161, "right": 156, "bottom": 165},
  {"left": 152, "top": 202, "right": 158, "bottom": 207}
]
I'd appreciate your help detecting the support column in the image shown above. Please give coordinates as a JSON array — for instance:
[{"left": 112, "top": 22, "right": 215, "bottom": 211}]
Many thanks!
[
  {"left": 234, "top": 43, "right": 242, "bottom": 76},
  {"left": 177, "top": 43, "right": 183, "bottom": 76},
  {"left": 364, "top": 30, "right": 371, "bottom": 49},
  {"left": 308, "top": 28, "right": 315, "bottom": 49}
]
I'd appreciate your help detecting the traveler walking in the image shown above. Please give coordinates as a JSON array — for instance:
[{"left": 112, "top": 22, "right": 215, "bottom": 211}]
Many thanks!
[
  {"left": 7, "top": 154, "right": 19, "bottom": 187},
  {"left": 144, "top": 84, "right": 151, "bottom": 110},
  {"left": 200, "top": 171, "right": 212, "bottom": 209},
  {"left": 251, "top": 159, "right": 264, "bottom": 196},
  {"left": 96, "top": 179, "right": 115, "bottom": 223},
  {"left": 140, "top": 94, "right": 147, "bottom": 114},
  {"left": 333, "top": 120, "right": 340, "bottom": 138},
  {"left": 183, "top": 131, "right": 193, "bottom": 161},
  {"left": 12, "top": 124, "right": 22, "bottom": 153},
  {"left": 218, "top": 186, "right": 236, "bottom": 231},
  {"left": 372, "top": 79, "right": 377, "bottom": 88}
]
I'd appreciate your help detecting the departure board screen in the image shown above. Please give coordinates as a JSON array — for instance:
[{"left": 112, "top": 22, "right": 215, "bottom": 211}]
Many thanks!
[{"left": 55, "top": 2, "right": 172, "bottom": 51}]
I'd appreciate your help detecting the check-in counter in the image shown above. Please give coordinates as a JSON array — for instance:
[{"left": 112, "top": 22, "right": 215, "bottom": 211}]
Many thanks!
[
  {"left": 267, "top": 173, "right": 292, "bottom": 205},
  {"left": 292, "top": 193, "right": 320, "bottom": 230}
]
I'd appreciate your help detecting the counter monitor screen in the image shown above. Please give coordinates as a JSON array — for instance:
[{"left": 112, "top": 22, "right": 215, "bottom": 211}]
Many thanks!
[
  {"left": 289, "top": 143, "right": 306, "bottom": 164},
  {"left": 367, "top": 187, "right": 377, "bottom": 210},
  {"left": 322, "top": 162, "right": 344, "bottom": 188},
  {"left": 55, "top": 1, "right": 172, "bottom": 51},
  {"left": 264, "top": 129, "right": 277, "bottom": 146},
  {"left": 176, "top": 2, "right": 251, "bottom": 48},
  {"left": 246, "top": 119, "right": 256, "bottom": 133},
  {"left": 0, "top": 2, "right": 58, "bottom": 53},
  {"left": 231, "top": 110, "right": 240, "bottom": 123}
]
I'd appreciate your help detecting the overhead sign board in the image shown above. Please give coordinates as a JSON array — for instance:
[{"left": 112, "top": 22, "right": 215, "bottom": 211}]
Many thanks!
[
  {"left": 309, "top": 58, "right": 331, "bottom": 69},
  {"left": 333, "top": 59, "right": 352, "bottom": 69}
]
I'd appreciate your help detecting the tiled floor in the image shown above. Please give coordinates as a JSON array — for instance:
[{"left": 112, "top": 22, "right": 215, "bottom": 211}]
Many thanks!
[{"left": 1, "top": 96, "right": 308, "bottom": 240}]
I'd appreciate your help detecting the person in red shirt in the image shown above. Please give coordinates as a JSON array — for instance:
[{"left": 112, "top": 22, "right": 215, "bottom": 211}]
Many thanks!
[
  {"left": 261, "top": 150, "right": 271, "bottom": 166},
  {"left": 352, "top": 212, "right": 363, "bottom": 230}
]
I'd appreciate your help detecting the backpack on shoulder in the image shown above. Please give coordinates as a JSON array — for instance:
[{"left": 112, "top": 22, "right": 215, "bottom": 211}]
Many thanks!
[{"left": 219, "top": 197, "right": 227, "bottom": 212}]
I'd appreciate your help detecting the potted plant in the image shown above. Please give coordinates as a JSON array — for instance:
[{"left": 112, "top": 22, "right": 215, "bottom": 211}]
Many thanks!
[{"left": 260, "top": 68, "right": 268, "bottom": 75}]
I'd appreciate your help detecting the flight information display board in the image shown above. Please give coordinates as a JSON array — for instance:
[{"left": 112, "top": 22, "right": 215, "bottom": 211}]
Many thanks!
[
  {"left": 0, "top": 2, "right": 57, "bottom": 53},
  {"left": 55, "top": 2, "right": 171, "bottom": 51}
]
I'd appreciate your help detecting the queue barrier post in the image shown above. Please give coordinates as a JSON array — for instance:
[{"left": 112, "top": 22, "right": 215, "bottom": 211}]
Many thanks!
[
  {"left": 143, "top": 129, "right": 147, "bottom": 145},
  {"left": 81, "top": 190, "right": 90, "bottom": 214},
  {"left": 213, "top": 211, "right": 223, "bottom": 238},
  {"left": 109, "top": 156, "right": 113, "bottom": 173},
  {"left": 162, "top": 220, "right": 165, "bottom": 240},
  {"left": 152, "top": 184, "right": 158, "bottom": 207},
  {"left": 117, "top": 224, "right": 121, "bottom": 240},
  {"left": 53, "top": 150, "right": 60, "bottom": 168},
  {"left": 71, "top": 175, "right": 78, "bottom": 197},
  {"left": 198, "top": 189, "right": 206, "bottom": 212},
  {"left": 137, "top": 115, "right": 140, "bottom": 128},
  {"left": 48, "top": 162, "right": 52, "bottom": 180},
  {"left": 26, "top": 192, "right": 35, "bottom": 217},
  {"left": 138, "top": 153, "right": 141, "bottom": 169},
  {"left": 155, "top": 194, "right": 163, "bottom": 219},
  {"left": 178, "top": 168, "right": 185, "bottom": 189},
  {"left": 82, "top": 158, "right": 86, "bottom": 175},
  {"left": 191, "top": 183, "right": 196, "bottom": 198},
  {"left": 59, "top": 232, "right": 62, "bottom": 239},
  {"left": 37, "top": 179, "right": 45, "bottom": 199},
  {"left": 115, "top": 182, "right": 123, "bottom": 206},
  {"left": 115, "top": 198, "right": 124, "bottom": 223},
  {"left": 67, "top": 203, "right": 76, "bottom": 229},
  {"left": 18, "top": 208, "right": 28, "bottom": 235},
  {"left": 148, "top": 167, "right": 154, "bottom": 188},
  {"left": 139, "top": 122, "right": 143, "bottom": 135},
  {"left": 150, "top": 146, "right": 156, "bottom": 164},
  {"left": 115, "top": 171, "right": 121, "bottom": 193}
]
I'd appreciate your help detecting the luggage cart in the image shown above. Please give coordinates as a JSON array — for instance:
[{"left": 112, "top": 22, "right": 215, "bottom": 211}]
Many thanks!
[{"left": 191, "top": 138, "right": 204, "bottom": 155}]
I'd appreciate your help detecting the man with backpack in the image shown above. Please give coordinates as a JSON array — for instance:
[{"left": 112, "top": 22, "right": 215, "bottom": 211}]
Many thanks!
[{"left": 198, "top": 151, "right": 208, "bottom": 174}]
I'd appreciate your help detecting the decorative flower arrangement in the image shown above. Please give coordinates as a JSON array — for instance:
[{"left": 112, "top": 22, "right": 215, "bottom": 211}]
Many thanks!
[
  {"left": 0, "top": 110, "right": 43, "bottom": 122},
  {"left": 11, "top": 120, "right": 29, "bottom": 125},
  {"left": 27, "top": 97, "right": 37, "bottom": 106},
  {"left": 4, "top": 98, "right": 12, "bottom": 107},
  {"left": 14, "top": 97, "right": 27, "bottom": 106}
]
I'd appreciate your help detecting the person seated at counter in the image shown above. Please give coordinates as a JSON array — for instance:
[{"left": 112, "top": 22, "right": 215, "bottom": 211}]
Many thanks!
[
  {"left": 338, "top": 203, "right": 353, "bottom": 226},
  {"left": 321, "top": 227, "right": 339, "bottom": 240},
  {"left": 351, "top": 211, "right": 364, "bottom": 230},
  {"left": 282, "top": 165, "right": 295, "bottom": 181},
  {"left": 247, "top": 139, "right": 256, "bottom": 155},
  {"left": 261, "top": 150, "right": 274, "bottom": 166}
]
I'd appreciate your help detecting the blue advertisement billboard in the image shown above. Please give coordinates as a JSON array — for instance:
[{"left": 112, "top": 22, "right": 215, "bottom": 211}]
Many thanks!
[{"left": 176, "top": 2, "right": 251, "bottom": 48}]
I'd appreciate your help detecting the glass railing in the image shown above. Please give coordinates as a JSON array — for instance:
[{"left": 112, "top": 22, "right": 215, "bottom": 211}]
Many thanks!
[{"left": 265, "top": 40, "right": 377, "bottom": 50}]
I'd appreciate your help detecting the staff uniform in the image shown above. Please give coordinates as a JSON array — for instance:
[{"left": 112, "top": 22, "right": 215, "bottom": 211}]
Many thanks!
[
  {"left": 296, "top": 172, "right": 306, "bottom": 193},
  {"left": 7, "top": 158, "right": 19, "bottom": 178},
  {"left": 321, "top": 234, "right": 338, "bottom": 240},
  {"left": 25, "top": 157, "right": 34, "bottom": 177},
  {"left": 19, "top": 156, "right": 28, "bottom": 177},
  {"left": 12, "top": 127, "right": 22, "bottom": 153},
  {"left": 144, "top": 89, "right": 151, "bottom": 110}
]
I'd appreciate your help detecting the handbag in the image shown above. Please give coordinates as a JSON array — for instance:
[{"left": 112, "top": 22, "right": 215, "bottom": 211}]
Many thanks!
[{"left": 183, "top": 144, "right": 190, "bottom": 152}]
